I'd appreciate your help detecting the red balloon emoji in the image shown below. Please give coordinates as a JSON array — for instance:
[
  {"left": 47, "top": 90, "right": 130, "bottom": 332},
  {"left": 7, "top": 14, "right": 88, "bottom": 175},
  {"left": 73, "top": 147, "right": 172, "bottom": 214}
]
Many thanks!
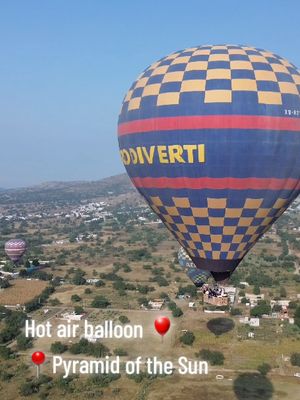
[
  {"left": 32, "top": 351, "right": 46, "bottom": 378},
  {"left": 154, "top": 317, "right": 170, "bottom": 342},
  {"left": 32, "top": 351, "right": 45, "bottom": 365}
]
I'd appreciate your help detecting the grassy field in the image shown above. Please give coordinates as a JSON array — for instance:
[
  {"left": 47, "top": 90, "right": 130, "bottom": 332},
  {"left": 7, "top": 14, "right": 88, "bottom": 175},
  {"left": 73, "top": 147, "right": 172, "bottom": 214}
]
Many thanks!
[
  {"left": 1, "top": 362, "right": 300, "bottom": 400},
  {"left": 0, "top": 280, "right": 47, "bottom": 305}
]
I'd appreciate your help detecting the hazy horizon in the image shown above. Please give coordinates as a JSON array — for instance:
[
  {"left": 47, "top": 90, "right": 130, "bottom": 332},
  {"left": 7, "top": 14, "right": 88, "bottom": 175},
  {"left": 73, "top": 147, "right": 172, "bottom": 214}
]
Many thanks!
[
  {"left": 1, "top": 1, "right": 299, "bottom": 188},
  {"left": 0, "top": 171, "right": 130, "bottom": 190}
]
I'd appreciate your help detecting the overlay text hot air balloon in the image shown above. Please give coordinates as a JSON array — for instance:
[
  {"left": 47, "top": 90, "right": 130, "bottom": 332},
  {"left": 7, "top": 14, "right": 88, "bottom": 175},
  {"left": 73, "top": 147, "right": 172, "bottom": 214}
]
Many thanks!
[
  {"left": 5, "top": 239, "right": 27, "bottom": 265},
  {"left": 118, "top": 45, "right": 300, "bottom": 281}
]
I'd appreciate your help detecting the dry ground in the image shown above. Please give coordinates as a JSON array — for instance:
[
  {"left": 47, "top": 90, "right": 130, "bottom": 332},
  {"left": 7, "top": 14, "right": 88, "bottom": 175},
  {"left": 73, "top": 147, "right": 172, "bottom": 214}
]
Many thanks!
[{"left": 0, "top": 279, "right": 47, "bottom": 305}]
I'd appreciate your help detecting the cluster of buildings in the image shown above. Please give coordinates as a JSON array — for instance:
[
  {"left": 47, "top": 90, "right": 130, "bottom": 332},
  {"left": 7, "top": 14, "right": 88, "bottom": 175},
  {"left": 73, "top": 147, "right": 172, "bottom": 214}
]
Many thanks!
[
  {"left": 115, "top": 203, "right": 161, "bottom": 225},
  {"left": 0, "top": 201, "right": 113, "bottom": 225},
  {"left": 202, "top": 285, "right": 237, "bottom": 307}
]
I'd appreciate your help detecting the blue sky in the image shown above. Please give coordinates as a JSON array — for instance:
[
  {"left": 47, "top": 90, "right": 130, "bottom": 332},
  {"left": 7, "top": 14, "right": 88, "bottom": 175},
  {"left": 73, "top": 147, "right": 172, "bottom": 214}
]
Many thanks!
[{"left": 0, "top": 0, "right": 299, "bottom": 188}]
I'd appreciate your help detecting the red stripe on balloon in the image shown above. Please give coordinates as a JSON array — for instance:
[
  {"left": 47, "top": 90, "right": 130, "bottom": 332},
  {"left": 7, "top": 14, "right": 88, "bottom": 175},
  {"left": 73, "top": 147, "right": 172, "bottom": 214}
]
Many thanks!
[
  {"left": 118, "top": 115, "right": 300, "bottom": 136},
  {"left": 131, "top": 177, "right": 300, "bottom": 190}
]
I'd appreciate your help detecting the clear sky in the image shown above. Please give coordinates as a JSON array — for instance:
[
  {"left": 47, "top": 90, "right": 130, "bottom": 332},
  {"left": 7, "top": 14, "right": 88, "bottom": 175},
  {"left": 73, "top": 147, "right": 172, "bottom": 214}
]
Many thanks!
[{"left": 0, "top": 0, "right": 299, "bottom": 188}]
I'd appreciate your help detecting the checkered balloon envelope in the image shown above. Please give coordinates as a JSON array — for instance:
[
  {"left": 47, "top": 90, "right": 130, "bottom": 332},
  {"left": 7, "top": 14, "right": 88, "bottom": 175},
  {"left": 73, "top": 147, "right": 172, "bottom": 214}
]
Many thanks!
[
  {"left": 118, "top": 44, "right": 300, "bottom": 281},
  {"left": 178, "top": 247, "right": 211, "bottom": 287}
]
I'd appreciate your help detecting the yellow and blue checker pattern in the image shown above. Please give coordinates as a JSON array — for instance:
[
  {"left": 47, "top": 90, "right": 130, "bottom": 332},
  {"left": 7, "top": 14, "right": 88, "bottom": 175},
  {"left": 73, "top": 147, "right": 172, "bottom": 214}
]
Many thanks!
[
  {"left": 121, "top": 45, "right": 300, "bottom": 117},
  {"left": 178, "top": 246, "right": 196, "bottom": 269},
  {"left": 178, "top": 247, "right": 211, "bottom": 286},
  {"left": 150, "top": 195, "right": 288, "bottom": 260},
  {"left": 187, "top": 268, "right": 210, "bottom": 287}
]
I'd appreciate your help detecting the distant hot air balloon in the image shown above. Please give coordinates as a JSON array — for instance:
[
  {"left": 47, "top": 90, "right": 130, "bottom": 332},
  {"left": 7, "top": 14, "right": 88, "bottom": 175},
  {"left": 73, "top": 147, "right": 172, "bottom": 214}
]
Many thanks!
[
  {"left": 178, "top": 247, "right": 210, "bottom": 287},
  {"left": 118, "top": 44, "right": 300, "bottom": 282},
  {"left": 5, "top": 239, "right": 27, "bottom": 265}
]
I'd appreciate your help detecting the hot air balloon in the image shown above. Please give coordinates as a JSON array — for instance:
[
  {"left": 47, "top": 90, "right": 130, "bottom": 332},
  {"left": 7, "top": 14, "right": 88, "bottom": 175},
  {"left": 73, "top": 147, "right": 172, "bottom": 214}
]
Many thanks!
[
  {"left": 178, "top": 246, "right": 195, "bottom": 269},
  {"left": 178, "top": 247, "right": 210, "bottom": 287},
  {"left": 118, "top": 45, "right": 300, "bottom": 282},
  {"left": 5, "top": 239, "right": 27, "bottom": 265}
]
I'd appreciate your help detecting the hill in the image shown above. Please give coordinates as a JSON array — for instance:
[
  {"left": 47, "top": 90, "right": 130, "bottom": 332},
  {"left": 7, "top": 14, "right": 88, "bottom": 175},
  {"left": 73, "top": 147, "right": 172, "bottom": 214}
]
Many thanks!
[{"left": 0, "top": 173, "right": 134, "bottom": 205}]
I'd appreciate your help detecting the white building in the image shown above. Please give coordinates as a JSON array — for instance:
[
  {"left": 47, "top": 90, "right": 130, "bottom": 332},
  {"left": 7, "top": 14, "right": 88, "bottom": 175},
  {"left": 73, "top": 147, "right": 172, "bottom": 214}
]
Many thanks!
[
  {"left": 249, "top": 318, "right": 260, "bottom": 327},
  {"left": 244, "top": 293, "right": 265, "bottom": 307},
  {"left": 221, "top": 286, "right": 237, "bottom": 304},
  {"left": 148, "top": 299, "right": 164, "bottom": 310},
  {"left": 270, "top": 300, "right": 290, "bottom": 308},
  {"left": 60, "top": 312, "right": 84, "bottom": 321},
  {"left": 86, "top": 278, "right": 100, "bottom": 284},
  {"left": 0, "top": 270, "right": 19, "bottom": 278},
  {"left": 81, "top": 334, "right": 98, "bottom": 343}
]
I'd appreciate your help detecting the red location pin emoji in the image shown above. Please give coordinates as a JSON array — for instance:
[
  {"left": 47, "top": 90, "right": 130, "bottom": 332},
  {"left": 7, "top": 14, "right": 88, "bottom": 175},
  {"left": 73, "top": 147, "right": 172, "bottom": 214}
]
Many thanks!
[
  {"left": 32, "top": 351, "right": 46, "bottom": 378},
  {"left": 154, "top": 317, "right": 170, "bottom": 342}
]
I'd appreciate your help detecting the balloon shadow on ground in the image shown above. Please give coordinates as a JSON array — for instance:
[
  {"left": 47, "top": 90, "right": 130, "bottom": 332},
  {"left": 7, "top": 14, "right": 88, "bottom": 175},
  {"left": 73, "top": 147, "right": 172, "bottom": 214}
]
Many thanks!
[
  {"left": 233, "top": 373, "right": 274, "bottom": 400},
  {"left": 206, "top": 318, "right": 235, "bottom": 336}
]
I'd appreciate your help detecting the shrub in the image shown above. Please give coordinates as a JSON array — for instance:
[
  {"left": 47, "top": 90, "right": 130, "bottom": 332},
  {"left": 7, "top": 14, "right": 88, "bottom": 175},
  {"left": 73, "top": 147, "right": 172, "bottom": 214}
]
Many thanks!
[
  {"left": 51, "top": 341, "right": 68, "bottom": 354},
  {"left": 119, "top": 315, "right": 130, "bottom": 324},
  {"left": 196, "top": 349, "right": 225, "bottom": 365},
  {"left": 230, "top": 308, "right": 242, "bottom": 316},
  {"left": 172, "top": 307, "right": 183, "bottom": 318},
  {"left": 95, "top": 280, "right": 105, "bottom": 287},
  {"left": 257, "top": 363, "right": 271, "bottom": 376},
  {"left": 17, "top": 333, "right": 32, "bottom": 350},
  {"left": 71, "top": 294, "right": 81, "bottom": 302},
  {"left": 291, "top": 353, "right": 300, "bottom": 367},
  {"left": 91, "top": 296, "right": 111, "bottom": 309},
  {"left": 180, "top": 331, "right": 195, "bottom": 346},
  {"left": 113, "top": 348, "right": 128, "bottom": 356}
]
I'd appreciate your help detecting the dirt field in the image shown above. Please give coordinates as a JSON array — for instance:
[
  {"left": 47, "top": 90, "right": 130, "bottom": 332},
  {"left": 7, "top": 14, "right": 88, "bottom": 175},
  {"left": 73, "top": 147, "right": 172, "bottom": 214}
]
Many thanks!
[{"left": 0, "top": 279, "right": 47, "bottom": 305}]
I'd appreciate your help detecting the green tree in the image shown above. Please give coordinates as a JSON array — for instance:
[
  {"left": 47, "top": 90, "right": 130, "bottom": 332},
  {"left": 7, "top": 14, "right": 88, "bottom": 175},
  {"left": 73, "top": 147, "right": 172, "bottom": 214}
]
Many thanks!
[
  {"left": 91, "top": 295, "right": 111, "bottom": 308},
  {"left": 291, "top": 352, "right": 300, "bottom": 367},
  {"left": 17, "top": 334, "right": 32, "bottom": 350},
  {"left": 0, "top": 346, "right": 13, "bottom": 360},
  {"left": 0, "top": 279, "right": 10, "bottom": 289},
  {"left": 71, "top": 294, "right": 81, "bottom": 302},
  {"left": 74, "top": 306, "right": 84, "bottom": 315},
  {"left": 280, "top": 286, "right": 287, "bottom": 298},
  {"left": 294, "top": 306, "right": 300, "bottom": 328},
  {"left": 113, "top": 348, "right": 128, "bottom": 356},
  {"left": 197, "top": 349, "right": 225, "bottom": 365},
  {"left": 51, "top": 341, "right": 68, "bottom": 354},
  {"left": 95, "top": 280, "right": 105, "bottom": 287},
  {"left": 250, "top": 301, "right": 271, "bottom": 318},
  {"left": 72, "top": 270, "right": 86, "bottom": 285},
  {"left": 257, "top": 363, "right": 271, "bottom": 376},
  {"left": 138, "top": 297, "right": 148, "bottom": 307},
  {"left": 180, "top": 331, "right": 195, "bottom": 346},
  {"left": 19, "top": 381, "right": 39, "bottom": 396},
  {"left": 253, "top": 286, "right": 260, "bottom": 295},
  {"left": 230, "top": 307, "right": 242, "bottom": 316},
  {"left": 172, "top": 307, "right": 183, "bottom": 318},
  {"left": 119, "top": 315, "right": 130, "bottom": 324}
]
